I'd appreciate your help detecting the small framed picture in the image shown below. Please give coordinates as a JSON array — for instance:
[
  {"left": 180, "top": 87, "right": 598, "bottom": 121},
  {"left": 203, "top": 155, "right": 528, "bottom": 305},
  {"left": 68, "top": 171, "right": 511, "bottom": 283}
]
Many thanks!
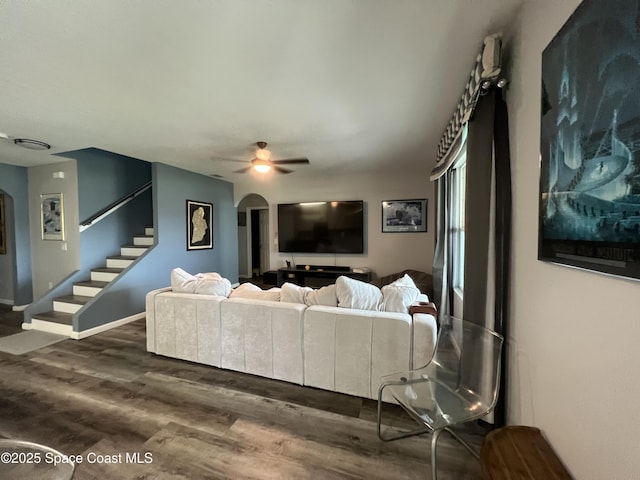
[
  {"left": 382, "top": 199, "right": 427, "bottom": 232},
  {"left": 186, "top": 200, "right": 213, "bottom": 250},
  {"left": 41, "top": 193, "right": 65, "bottom": 240}
]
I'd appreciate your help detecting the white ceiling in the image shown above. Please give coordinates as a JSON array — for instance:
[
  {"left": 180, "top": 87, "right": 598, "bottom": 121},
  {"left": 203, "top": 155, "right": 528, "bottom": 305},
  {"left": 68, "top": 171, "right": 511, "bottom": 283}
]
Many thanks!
[{"left": 0, "top": 0, "right": 522, "bottom": 181}]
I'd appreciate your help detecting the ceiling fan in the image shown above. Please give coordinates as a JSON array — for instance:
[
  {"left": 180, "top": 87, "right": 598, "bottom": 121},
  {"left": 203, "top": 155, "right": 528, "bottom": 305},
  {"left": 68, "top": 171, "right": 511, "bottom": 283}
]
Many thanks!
[{"left": 234, "top": 142, "right": 309, "bottom": 174}]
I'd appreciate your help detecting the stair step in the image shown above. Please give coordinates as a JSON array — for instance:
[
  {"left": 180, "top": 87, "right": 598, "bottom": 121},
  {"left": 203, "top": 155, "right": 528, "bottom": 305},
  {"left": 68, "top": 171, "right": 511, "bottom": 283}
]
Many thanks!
[
  {"left": 91, "top": 267, "right": 124, "bottom": 282},
  {"left": 121, "top": 244, "right": 148, "bottom": 257},
  {"left": 106, "top": 255, "right": 137, "bottom": 268},
  {"left": 32, "top": 311, "right": 73, "bottom": 325},
  {"left": 73, "top": 280, "right": 109, "bottom": 297},
  {"left": 145, "top": 227, "right": 154, "bottom": 236},
  {"left": 133, "top": 235, "right": 154, "bottom": 246},
  {"left": 31, "top": 311, "right": 73, "bottom": 336},
  {"left": 53, "top": 295, "right": 93, "bottom": 314}
]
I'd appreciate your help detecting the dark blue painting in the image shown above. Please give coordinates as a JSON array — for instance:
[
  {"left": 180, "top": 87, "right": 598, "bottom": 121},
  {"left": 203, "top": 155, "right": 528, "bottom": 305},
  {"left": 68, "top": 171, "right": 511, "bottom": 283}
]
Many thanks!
[{"left": 539, "top": 0, "right": 640, "bottom": 280}]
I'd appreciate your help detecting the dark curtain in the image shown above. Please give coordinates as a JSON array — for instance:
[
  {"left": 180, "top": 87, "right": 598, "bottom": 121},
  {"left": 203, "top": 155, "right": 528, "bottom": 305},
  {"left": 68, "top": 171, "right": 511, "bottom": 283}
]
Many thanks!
[
  {"left": 433, "top": 87, "right": 511, "bottom": 428},
  {"left": 462, "top": 87, "right": 511, "bottom": 428}
]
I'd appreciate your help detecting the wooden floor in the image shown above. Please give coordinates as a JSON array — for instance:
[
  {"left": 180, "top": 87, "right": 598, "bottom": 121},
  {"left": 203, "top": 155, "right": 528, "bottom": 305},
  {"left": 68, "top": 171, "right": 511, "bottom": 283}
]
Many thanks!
[{"left": 0, "top": 305, "right": 483, "bottom": 479}]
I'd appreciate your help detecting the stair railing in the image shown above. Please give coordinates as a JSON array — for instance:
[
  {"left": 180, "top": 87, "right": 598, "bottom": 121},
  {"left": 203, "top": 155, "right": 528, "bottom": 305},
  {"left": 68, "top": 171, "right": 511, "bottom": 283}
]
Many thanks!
[{"left": 79, "top": 181, "right": 152, "bottom": 232}]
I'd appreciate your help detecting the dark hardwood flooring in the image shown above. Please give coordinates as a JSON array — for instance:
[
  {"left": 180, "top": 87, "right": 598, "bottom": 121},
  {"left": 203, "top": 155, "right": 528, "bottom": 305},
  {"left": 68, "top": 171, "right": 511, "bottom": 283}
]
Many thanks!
[{"left": 0, "top": 304, "right": 483, "bottom": 479}]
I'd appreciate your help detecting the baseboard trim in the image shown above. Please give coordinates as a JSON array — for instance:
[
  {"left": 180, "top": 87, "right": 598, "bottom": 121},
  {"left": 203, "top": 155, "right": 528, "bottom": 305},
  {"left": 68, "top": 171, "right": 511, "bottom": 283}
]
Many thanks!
[
  {"left": 71, "top": 312, "right": 144, "bottom": 340},
  {"left": 23, "top": 319, "right": 73, "bottom": 336}
]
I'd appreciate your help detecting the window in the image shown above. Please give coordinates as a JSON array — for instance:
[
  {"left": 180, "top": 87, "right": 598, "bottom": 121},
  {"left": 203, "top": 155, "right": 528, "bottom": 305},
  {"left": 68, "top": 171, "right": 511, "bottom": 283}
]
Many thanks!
[{"left": 451, "top": 156, "right": 467, "bottom": 293}]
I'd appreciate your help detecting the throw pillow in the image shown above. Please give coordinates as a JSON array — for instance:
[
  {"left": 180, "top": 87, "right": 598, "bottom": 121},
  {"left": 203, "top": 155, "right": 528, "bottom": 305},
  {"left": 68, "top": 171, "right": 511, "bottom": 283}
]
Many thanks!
[
  {"left": 170, "top": 268, "right": 231, "bottom": 296},
  {"left": 305, "top": 284, "right": 338, "bottom": 307},
  {"left": 335, "top": 276, "right": 383, "bottom": 311},
  {"left": 381, "top": 274, "right": 421, "bottom": 313},
  {"left": 281, "top": 282, "right": 313, "bottom": 304},
  {"left": 171, "top": 267, "right": 197, "bottom": 293},
  {"left": 230, "top": 283, "right": 281, "bottom": 301},
  {"left": 195, "top": 272, "right": 222, "bottom": 280},
  {"left": 194, "top": 276, "right": 232, "bottom": 297},
  {"left": 390, "top": 273, "right": 418, "bottom": 289}
]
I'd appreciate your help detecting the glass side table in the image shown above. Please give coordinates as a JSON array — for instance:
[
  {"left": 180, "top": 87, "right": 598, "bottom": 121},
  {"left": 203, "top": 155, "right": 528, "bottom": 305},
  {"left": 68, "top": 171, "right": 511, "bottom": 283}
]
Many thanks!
[{"left": 0, "top": 439, "right": 75, "bottom": 480}]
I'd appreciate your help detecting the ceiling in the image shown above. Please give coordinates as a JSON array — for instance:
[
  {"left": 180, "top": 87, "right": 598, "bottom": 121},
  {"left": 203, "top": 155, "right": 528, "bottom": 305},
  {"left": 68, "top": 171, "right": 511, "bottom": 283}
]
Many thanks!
[{"left": 0, "top": 0, "right": 522, "bottom": 181}]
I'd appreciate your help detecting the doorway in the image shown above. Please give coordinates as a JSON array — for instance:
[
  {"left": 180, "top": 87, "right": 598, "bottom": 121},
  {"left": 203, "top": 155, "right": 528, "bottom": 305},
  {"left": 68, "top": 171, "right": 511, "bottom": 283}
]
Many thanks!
[
  {"left": 249, "top": 208, "right": 269, "bottom": 278},
  {"left": 237, "top": 194, "right": 270, "bottom": 279}
]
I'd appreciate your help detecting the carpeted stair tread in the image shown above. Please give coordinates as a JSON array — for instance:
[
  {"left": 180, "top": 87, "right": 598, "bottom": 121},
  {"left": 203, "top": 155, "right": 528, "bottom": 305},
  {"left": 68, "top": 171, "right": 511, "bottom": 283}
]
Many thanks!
[
  {"left": 32, "top": 311, "right": 73, "bottom": 325},
  {"left": 54, "top": 294, "right": 93, "bottom": 305},
  {"left": 74, "top": 280, "right": 110, "bottom": 288},
  {"left": 92, "top": 267, "right": 125, "bottom": 273},
  {"left": 106, "top": 255, "right": 139, "bottom": 260}
]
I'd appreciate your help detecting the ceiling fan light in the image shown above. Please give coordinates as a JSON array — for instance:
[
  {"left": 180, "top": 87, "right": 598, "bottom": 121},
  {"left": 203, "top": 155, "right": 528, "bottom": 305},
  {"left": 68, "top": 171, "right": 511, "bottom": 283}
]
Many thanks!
[
  {"left": 252, "top": 159, "right": 271, "bottom": 173},
  {"left": 255, "top": 148, "right": 271, "bottom": 161}
]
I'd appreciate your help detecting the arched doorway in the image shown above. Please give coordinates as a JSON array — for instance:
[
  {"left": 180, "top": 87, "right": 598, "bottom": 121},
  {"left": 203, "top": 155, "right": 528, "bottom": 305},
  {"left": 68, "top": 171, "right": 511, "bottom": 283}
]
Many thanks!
[{"left": 236, "top": 194, "right": 269, "bottom": 279}]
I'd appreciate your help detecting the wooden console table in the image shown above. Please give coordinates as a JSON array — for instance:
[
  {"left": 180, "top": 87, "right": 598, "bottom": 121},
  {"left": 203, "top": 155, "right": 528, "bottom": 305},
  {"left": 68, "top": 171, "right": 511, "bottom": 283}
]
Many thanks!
[{"left": 480, "top": 426, "right": 573, "bottom": 479}]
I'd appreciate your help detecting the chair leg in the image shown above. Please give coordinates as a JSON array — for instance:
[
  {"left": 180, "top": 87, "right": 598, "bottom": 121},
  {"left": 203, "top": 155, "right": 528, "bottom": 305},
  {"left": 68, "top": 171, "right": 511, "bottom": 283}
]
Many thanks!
[
  {"left": 443, "top": 427, "right": 480, "bottom": 460},
  {"left": 430, "top": 429, "right": 443, "bottom": 480},
  {"left": 377, "top": 381, "right": 431, "bottom": 441},
  {"left": 430, "top": 428, "right": 479, "bottom": 479}
]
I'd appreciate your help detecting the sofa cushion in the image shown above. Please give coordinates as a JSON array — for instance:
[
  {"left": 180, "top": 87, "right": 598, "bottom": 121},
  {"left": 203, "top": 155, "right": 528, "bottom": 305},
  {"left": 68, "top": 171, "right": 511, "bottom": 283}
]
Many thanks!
[
  {"left": 381, "top": 274, "right": 421, "bottom": 313},
  {"left": 281, "top": 282, "right": 313, "bottom": 304},
  {"left": 170, "top": 268, "right": 231, "bottom": 296},
  {"left": 336, "top": 276, "right": 383, "bottom": 311},
  {"left": 305, "top": 284, "right": 338, "bottom": 307},
  {"left": 230, "top": 283, "right": 281, "bottom": 301}
]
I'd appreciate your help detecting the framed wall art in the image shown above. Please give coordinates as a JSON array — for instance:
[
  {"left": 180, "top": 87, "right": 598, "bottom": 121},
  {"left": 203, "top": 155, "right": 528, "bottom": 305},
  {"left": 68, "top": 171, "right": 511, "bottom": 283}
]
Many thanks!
[
  {"left": 538, "top": 0, "right": 640, "bottom": 280},
  {"left": 382, "top": 199, "right": 427, "bottom": 233},
  {"left": 41, "top": 193, "right": 64, "bottom": 241},
  {"left": 186, "top": 200, "right": 213, "bottom": 250},
  {"left": 0, "top": 193, "right": 6, "bottom": 254}
]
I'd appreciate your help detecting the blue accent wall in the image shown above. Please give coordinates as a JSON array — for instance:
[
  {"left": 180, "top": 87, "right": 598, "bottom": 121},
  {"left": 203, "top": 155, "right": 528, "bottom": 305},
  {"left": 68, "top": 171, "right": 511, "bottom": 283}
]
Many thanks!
[
  {"left": 153, "top": 162, "right": 238, "bottom": 279},
  {"left": 0, "top": 163, "right": 33, "bottom": 305},
  {"left": 59, "top": 147, "right": 153, "bottom": 220},
  {"left": 65, "top": 147, "right": 153, "bottom": 266},
  {"left": 73, "top": 161, "right": 238, "bottom": 331}
]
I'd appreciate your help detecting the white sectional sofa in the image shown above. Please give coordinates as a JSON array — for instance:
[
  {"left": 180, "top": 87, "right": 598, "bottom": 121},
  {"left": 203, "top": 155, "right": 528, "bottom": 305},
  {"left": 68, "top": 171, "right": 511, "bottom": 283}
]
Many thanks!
[{"left": 145, "top": 272, "right": 438, "bottom": 400}]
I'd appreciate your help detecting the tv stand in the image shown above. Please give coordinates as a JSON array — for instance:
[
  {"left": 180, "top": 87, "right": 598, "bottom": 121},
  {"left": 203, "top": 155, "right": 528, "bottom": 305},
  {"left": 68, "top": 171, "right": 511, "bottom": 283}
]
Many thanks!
[
  {"left": 277, "top": 266, "right": 372, "bottom": 288},
  {"left": 294, "top": 264, "right": 350, "bottom": 272}
]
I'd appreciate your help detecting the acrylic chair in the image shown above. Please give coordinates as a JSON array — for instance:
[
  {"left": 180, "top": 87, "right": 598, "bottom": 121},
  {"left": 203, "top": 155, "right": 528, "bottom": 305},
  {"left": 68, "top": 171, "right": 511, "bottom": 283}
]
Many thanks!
[{"left": 377, "top": 315, "right": 504, "bottom": 480}]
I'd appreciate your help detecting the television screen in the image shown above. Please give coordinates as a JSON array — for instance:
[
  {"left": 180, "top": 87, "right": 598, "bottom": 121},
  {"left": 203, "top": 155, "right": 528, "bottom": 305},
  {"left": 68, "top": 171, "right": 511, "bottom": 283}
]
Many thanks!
[{"left": 278, "top": 201, "right": 364, "bottom": 253}]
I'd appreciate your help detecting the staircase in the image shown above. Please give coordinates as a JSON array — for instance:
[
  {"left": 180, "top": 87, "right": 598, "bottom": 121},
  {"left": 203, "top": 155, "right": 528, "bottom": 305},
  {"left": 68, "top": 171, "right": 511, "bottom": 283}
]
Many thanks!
[{"left": 30, "top": 227, "right": 154, "bottom": 336}]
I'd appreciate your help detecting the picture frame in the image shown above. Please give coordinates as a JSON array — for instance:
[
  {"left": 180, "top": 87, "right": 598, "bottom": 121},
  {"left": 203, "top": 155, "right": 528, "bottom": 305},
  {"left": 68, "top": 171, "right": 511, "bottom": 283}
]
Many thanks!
[
  {"left": 41, "top": 193, "right": 64, "bottom": 241},
  {"left": 538, "top": 0, "right": 640, "bottom": 281},
  {"left": 382, "top": 199, "right": 427, "bottom": 232},
  {"left": 186, "top": 200, "right": 213, "bottom": 250},
  {"left": 0, "top": 193, "right": 6, "bottom": 255}
]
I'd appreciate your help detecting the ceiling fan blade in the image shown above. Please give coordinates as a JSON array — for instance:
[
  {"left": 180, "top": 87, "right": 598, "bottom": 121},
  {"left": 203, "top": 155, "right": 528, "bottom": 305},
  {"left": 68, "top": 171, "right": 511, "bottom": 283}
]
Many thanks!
[
  {"left": 271, "top": 158, "right": 310, "bottom": 165},
  {"left": 274, "top": 166, "right": 293, "bottom": 174},
  {"left": 233, "top": 166, "right": 253, "bottom": 174}
]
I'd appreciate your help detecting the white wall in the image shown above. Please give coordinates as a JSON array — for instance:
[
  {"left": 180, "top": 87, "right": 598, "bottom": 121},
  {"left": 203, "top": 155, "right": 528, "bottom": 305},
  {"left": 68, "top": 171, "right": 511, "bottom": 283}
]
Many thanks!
[
  {"left": 28, "top": 160, "right": 81, "bottom": 298},
  {"left": 508, "top": 1, "right": 640, "bottom": 478},
  {"left": 234, "top": 169, "right": 435, "bottom": 279}
]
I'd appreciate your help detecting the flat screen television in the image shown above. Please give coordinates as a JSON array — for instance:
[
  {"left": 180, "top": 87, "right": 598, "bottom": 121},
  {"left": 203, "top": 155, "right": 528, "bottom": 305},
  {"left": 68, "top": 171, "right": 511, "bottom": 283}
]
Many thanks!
[{"left": 278, "top": 201, "right": 364, "bottom": 253}]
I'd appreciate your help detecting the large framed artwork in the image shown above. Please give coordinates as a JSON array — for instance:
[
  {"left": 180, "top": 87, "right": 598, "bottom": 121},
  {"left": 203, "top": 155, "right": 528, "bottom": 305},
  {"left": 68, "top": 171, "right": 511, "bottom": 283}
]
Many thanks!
[
  {"left": 186, "top": 200, "right": 213, "bottom": 250},
  {"left": 382, "top": 199, "right": 427, "bottom": 232},
  {"left": 539, "top": 0, "right": 640, "bottom": 280},
  {"left": 41, "top": 193, "right": 64, "bottom": 241},
  {"left": 0, "top": 193, "right": 6, "bottom": 254}
]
